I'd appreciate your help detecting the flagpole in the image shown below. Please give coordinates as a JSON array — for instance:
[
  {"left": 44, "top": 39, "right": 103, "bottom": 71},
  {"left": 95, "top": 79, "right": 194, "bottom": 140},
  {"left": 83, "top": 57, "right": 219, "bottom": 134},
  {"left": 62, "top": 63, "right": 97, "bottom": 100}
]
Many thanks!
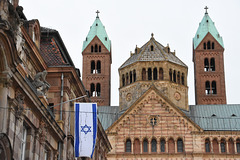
[{"left": 49, "top": 95, "right": 88, "bottom": 108}]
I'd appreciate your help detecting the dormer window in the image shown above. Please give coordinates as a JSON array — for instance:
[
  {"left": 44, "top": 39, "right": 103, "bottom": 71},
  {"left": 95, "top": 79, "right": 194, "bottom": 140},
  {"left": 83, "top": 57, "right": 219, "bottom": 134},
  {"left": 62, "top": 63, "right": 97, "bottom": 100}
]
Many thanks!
[
  {"left": 150, "top": 45, "right": 154, "bottom": 51},
  {"left": 86, "top": 37, "right": 88, "bottom": 41},
  {"left": 96, "top": 23, "right": 98, "bottom": 26},
  {"left": 105, "top": 37, "right": 107, "bottom": 41}
]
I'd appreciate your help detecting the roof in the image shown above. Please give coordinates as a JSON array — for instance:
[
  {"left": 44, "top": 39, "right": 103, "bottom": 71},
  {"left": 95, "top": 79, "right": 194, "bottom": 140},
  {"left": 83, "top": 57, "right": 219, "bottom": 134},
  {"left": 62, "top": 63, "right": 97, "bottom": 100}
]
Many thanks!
[
  {"left": 40, "top": 27, "right": 74, "bottom": 67},
  {"left": 193, "top": 11, "right": 224, "bottom": 49},
  {"left": 188, "top": 104, "right": 240, "bottom": 131},
  {"left": 119, "top": 36, "right": 187, "bottom": 69},
  {"left": 98, "top": 106, "right": 120, "bottom": 130},
  {"left": 82, "top": 17, "right": 111, "bottom": 52}
]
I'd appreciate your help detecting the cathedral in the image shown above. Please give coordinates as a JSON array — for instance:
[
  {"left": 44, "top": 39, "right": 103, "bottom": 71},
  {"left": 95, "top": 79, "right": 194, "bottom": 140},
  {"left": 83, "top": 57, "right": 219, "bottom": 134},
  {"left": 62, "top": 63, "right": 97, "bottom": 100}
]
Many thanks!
[{"left": 82, "top": 7, "right": 240, "bottom": 160}]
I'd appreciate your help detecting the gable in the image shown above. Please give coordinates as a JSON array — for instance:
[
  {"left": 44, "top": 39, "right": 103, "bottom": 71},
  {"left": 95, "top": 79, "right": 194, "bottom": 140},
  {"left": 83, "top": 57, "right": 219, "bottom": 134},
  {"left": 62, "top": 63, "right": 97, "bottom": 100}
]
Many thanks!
[
  {"left": 82, "top": 36, "right": 110, "bottom": 54},
  {"left": 107, "top": 86, "right": 202, "bottom": 135}
]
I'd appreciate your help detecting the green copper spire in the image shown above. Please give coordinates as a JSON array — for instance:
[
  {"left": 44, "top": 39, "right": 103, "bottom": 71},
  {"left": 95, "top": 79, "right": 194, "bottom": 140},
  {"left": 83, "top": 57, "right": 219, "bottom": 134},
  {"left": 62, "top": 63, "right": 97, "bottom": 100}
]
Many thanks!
[
  {"left": 193, "top": 7, "right": 224, "bottom": 49},
  {"left": 82, "top": 11, "right": 111, "bottom": 52}
]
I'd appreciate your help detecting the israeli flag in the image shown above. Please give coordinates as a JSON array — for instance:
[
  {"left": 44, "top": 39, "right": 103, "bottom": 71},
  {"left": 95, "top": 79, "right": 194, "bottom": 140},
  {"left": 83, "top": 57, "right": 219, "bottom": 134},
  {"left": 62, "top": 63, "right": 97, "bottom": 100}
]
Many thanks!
[{"left": 74, "top": 103, "right": 97, "bottom": 158}]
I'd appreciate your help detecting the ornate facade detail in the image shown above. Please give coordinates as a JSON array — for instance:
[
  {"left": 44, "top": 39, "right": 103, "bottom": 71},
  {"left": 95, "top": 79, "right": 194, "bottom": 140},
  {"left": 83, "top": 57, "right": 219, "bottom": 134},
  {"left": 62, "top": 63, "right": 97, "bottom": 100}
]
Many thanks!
[
  {"left": 32, "top": 70, "right": 50, "bottom": 96},
  {"left": 15, "top": 90, "right": 25, "bottom": 119}
]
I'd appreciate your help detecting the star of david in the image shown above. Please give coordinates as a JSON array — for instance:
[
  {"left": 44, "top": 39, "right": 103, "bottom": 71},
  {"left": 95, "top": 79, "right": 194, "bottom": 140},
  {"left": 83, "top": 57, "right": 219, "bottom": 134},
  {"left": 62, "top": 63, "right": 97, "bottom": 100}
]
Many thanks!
[{"left": 81, "top": 124, "right": 91, "bottom": 134}]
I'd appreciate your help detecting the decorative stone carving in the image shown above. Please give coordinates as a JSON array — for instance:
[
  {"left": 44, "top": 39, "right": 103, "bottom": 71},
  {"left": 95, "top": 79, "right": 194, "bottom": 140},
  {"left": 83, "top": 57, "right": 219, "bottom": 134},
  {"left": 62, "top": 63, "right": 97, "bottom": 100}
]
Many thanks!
[
  {"left": 32, "top": 70, "right": 50, "bottom": 96},
  {"left": 0, "top": 15, "right": 10, "bottom": 30},
  {"left": 38, "top": 119, "right": 48, "bottom": 144},
  {"left": 15, "top": 90, "right": 25, "bottom": 118}
]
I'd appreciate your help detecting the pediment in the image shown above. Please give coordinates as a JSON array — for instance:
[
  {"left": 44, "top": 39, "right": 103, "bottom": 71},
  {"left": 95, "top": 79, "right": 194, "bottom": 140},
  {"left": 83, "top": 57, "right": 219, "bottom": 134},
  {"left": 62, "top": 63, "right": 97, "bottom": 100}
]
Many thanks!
[{"left": 107, "top": 85, "right": 202, "bottom": 136}]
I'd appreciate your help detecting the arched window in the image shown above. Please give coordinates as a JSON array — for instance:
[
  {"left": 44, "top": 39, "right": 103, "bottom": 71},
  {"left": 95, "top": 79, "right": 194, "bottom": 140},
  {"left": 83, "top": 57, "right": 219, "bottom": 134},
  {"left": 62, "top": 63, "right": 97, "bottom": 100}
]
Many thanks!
[
  {"left": 204, "top": 42, "right": 206, "bottom": 50},
  {"left": 122, "top": 74, "right": 125, "bottom": 87},
  {"left": 160, "top": 138, "right": 165, "bottom": 152},
  {"left": 96, "top": 83, "right": 101, "bottom": 97},
  {"left": 181, "top": 73, "right": 184, "bottom": 85},
  {"left": 169, "top": 69, "right": 172, "bottom": 81},
  {"left": 95, "top": 44, "right": 98, "bottom": 52},
  {"left": 130, "top": 71, "right": 133, "bottom": 84},
  {"left": 213, "top": 139, "right": 219, "bottom": 153},
  {"left": 210, "top": 58, "right": 215, "bottom": 71},
  {"left": 177, "top": 72, "right": 180, "bottom": 84},
  {"left": 205, "top": 81, "right": 210, "bottom": 95},
  {"left": 126, "top": 73, "right": 129, "bottom": 85},
  {"left": 151, "top": 139, "right": 157, "bottom": 152},
  {"left": 125, "top": 139, "right": 131, "bottom": 152},
  {"left": 207, "top": 41, "right": 211, "bottom": 49},
  {"left": 204, "top": 58, "right": 209, "bottom": 71},
  {"left": 99, "top": 45, "right": 101, "bottom": 52},
  {"left": 148, "top": 68, "right": 152, "bottom": 80},
  {"left": 151, "top": 45, "right": 154, "bottom": 51},
  {"left": 90, "top": 83, "right": 95, "bottom": 97},
  {"left": 143, "top": 139, "right": 148, "bottom": 153},
  {"left": 168, "top": 138, "right": 175, "bottom": 153},
  {"left": 91, "top": 61, "right": 95, "bottom": 74},
  {"left": 173, "top": 70, "right": 176, "bottom": 83},
  {"left": 212, "top": 81, "right": 217, "bottom": 94},
  {"left": 134, "top": 139, "right": 140, "bottom": 154},
  {"left": 205, "top": 138, "right": 211, "bottom": 152},
  {"left": 133, "top": 70, "right": 136, "bottom": 82},
  {"left": 212, "top": 42, "right": 215, "bottom": 49},
  {"left": 236, "top": 138, "right": 240, "bottom": 153},
  {"left": 97, "top": 60, "right": 101, "bottom": 73},
  {"left": 228, "top": 138, "right": 235, "bottom": 154},
  {"left": 142, "top": 68, "right": 146, "bottom": 81},
  {"left": 91, "top": 45, "right": 94, "bottom": 52},
  {"left": 153, "top": 67, "right": 157, "bottom": 80},
  {"left": 220, "top": 139, "right": 226, "bottom": 153},
  {"left": 177, "top": 138, "right": 184, "bottom": 152},
  {"left": 159, "top": 68, "right": 163, "bottom": 80}
]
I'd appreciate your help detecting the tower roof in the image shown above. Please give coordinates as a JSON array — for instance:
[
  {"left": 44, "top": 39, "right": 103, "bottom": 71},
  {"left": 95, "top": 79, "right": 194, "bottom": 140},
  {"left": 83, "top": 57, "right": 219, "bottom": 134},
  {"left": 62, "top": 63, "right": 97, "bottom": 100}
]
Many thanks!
[
  {"left": 82, "top": 14, "right": 111, "bottom": 52},
  {"left": 193, "top": 7, "right": 224, "bottom": 49},
  {"left": 119, "top": 35, "right": 187, "bottom": 69}
]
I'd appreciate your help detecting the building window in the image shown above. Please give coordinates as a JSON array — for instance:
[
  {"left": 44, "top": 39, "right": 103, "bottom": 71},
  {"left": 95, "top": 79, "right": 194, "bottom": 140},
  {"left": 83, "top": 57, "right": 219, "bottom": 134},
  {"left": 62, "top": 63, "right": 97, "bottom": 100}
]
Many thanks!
[
  {"left": 205, "top": 81, "right": 210, "bottom": 95},
  {"left": 153, "top": 67, "right": 157, "bottom": 80},
  {"left": 142, "top": 68, "right": 146, "bottom": 81},
  {"left": 210, "top": 58, "right": 215, "bottom": 71},
  {"left": 169, "top": 69, "right": 172, "bottom": 81},
  {"left": 96, "top": 83, "right": 101, "bottom": 97},
  {"left": 91, "top": 45, "right": 94, "bottom": 52},
  {"left": 91, "top": 61, "right": 95, "bottom": 74},
  {"left": 159, "top": 68, "right": 163, "bottom": 80},
  {"left": 181, "top": 73, "right": 184, "bottom": 85},
  {"left": 44, "top": 149, "right": 49, "bottom": 160},
  {"left": 143, "top": 139, "right": 148, "bottom": 153},
  {"left": 151, "top": 139, "right": 157, "bottom": 152},
  {"left": 150, "top": 116, "right": 157, "bottom": 126},
  {"left": 205, "top": 138, "right": 211, "bottom": 152},
  {"left": 126, "top": 73, "right": 129, "bottom": 85},
  {"left": 151, "top": 45, "right": 154, "bottom": 51},
  {"left": 212, "top": 42, "right": 215, "bottom": 49},
  {"left": 177, "top": 72, "right": 180, "bottom": 84},
  {"left": 237, "top": 138, "right": 240, "bottom": 153},
  {"left": 95, "top": 44, "right": 98, "bottom": 52},
  {"left": 212, "top": 81, "right": 217, "bottom": 94},
  {"left": 204, "top": 58, "right": 209, "bottom": 71},
  {"left": 130, "top": 71, "right": 133, "bottom": 84},
  {"left": 97, "top": 60, "right": 101, "bottom": 74},
  {"left": 207, "top": 41, "right": 211, "bottom": 49},
  {"left": 160, "top": 138, "right": 165, "bottom": 152},
  {"left": 99, "top": 45, "right": 101, "bottom": 52},
  {"left": 204, "top": 42, "right": 206, "bottom": 50},
  {"left": 133, "top": 70, "right": 136, "bottom": 82},
  {"left": 134, "top": 139, "right": 140, "bottom": 154},
  {"left": 122, "top": 74, "right": 125, "bottom": 87},
  {"left": 173, "top": 70, "right": 176, "bottom": 83},
  {"left": 126, "top": 139, "right": 131, "bottom": 152},
  {"left": 220, "top": 139, "right": 226, "bottom": 153},
  {"left": 90, "top": 83, "right": 95, "bottom": 97},
  {"left": 177, "top": 138, "right": 183, "bottom": 152},
  {"left": 213, "top": 139, "right": 219, "bottom": 153},
  {"left": 228, "top": 138, "right": 235, "bottom": 154},
  {"left": 168, "top": 138, "right": 175, "bottom": 153},
  {"left": 148, "top": 68, "right": 152, "bottom": 80},
  {"left": 21, "top": 126, "right": 27, "bottom": 160}
]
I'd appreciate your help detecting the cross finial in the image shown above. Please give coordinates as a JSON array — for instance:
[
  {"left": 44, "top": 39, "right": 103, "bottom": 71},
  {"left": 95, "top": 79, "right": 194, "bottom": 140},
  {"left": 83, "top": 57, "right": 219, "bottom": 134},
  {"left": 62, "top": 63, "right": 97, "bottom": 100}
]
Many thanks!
[
  {"left": 204, "top": 6, "right": 208, "bottom": 14},
  {"left": 96, "top": 10, "right": 100, "bottom": 18}
]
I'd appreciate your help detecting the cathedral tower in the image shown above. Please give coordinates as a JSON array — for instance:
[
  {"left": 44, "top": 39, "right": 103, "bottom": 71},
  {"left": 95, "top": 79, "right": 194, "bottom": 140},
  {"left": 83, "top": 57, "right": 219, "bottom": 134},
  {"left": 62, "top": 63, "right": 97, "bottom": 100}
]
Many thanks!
[
  {"left": 82, "top": 11, "right": 111, "bottom": 106},
  {"left": 193, "top": 7, "right": 226, "bottom": 105}
]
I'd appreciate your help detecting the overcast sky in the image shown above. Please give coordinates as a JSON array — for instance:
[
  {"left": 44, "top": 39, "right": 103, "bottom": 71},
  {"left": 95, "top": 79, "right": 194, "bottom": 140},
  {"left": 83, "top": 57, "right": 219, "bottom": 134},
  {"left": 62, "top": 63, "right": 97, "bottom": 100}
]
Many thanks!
[{"left": 20, "top": 0, "right": 240, "bottom": 106}]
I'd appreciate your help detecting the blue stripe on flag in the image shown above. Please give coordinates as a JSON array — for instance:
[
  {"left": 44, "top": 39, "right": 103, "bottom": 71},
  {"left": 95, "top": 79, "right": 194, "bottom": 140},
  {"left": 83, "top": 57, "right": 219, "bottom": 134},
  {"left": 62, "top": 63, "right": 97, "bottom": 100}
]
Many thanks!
[
  {"left": 91, "top": 103, "right": 97, "bottom": 158},
  {"left": 75, "top": 103, "right": 80, "bottom": 157}
]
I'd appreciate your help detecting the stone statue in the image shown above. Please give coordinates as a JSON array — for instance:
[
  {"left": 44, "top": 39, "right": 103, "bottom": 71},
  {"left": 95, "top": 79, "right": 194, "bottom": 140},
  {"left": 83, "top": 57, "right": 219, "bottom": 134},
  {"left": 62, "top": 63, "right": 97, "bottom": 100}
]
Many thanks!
[{"left": 32, "top": 70, "right": 50, "bottom": 96}]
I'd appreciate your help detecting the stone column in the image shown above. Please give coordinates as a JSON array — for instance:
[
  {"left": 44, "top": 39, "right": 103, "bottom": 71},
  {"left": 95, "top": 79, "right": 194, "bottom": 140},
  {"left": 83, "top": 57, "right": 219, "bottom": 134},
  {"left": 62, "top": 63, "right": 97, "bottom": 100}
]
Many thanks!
[
  {"left": 226, "top": 141, "right": 229, "bottom": 153},
  {"left": 234, "top": 141, "right": 237, "bottom": 154},
  {"left": 140, "top": 140, "right": 142, "bottom": 153},
  {"left": 210, "top": 140, "right": 213, "bottom": 153}
]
